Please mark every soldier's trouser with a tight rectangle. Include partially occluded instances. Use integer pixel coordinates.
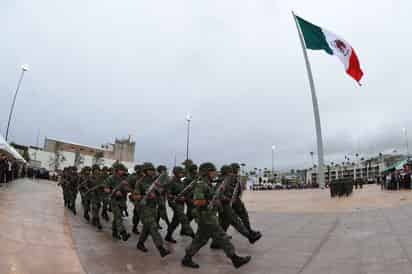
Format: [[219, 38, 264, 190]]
[[218, 203, 250, 238], [111, 200, 126, 233], [102, 199, 109, 213], [91, 199, 101, 220], [186, 201, 195, 222], [69, 191, 78, 209], [133, 204, 140, 226], [232, 199, 252, 232], [138, 206, 164, 249], [168, 202, 193, 235], [82, 195, 91, 213], [186, 222, 235, 258], [157, 199, 169, 225]]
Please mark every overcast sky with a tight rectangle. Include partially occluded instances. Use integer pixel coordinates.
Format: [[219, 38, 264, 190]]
[[1, 0, 410, 170]]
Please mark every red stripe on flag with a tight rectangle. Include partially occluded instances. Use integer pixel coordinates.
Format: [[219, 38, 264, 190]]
[[346, 48, 363, 83]]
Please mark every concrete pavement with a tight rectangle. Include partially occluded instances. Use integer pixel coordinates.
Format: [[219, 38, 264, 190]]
[[3, 179, 412, 273]]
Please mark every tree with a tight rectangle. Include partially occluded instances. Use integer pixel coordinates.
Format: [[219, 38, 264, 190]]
[[74, 151, 84, 168], [49, 143, 66, 171]]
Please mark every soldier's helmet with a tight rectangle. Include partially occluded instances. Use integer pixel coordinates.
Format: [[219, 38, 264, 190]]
[[220, 165, 233, 176], [188, 164, 198, 173], [199, 162, 216, 176], [173, 166, 184, 175], [92, 164, 100, 171], [182, 159, 194, 167], [157, 165, 167, 173], [142, 162, 155, 172], [134, 164, 142, 172], [230, 163, 241, 170], [113, 163, 127, 172]]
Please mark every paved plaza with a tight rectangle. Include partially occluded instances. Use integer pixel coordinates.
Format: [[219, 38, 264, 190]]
[[2, 179, 412, 273]]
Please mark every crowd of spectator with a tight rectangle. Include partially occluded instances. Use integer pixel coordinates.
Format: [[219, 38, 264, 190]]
[[0, 155, 27, 185], [381, 165, 411, 190]]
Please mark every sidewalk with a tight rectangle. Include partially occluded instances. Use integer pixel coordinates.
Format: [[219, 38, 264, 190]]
[[0, 179, 85, 274]]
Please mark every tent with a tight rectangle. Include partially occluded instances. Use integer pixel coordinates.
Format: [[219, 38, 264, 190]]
[[0, 134, 26, 162]]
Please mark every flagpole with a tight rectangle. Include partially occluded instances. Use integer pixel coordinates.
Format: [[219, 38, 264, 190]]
[[292, 11, 325, 188]]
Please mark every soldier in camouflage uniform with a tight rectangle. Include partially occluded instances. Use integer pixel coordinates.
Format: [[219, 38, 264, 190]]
[[210, 165, 261, 249], [230, 163, 261, 237], [100, 166, 111, 222], [90, 165, 105, 230], [59, 168, 70, 208], [67, 167, 79, 215], [181, 162, 251, 269], [135, 162, 170, 257], [104, 163, 131, 241], [78, 167, 92, 222], [164, 166, 195, 243], [182, 162, 198, 224], [127, 164, 143, 234], [156, 165, 170, 230]]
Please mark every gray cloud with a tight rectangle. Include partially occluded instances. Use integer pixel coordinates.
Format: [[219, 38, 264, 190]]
[[1, 0, 411, 170]]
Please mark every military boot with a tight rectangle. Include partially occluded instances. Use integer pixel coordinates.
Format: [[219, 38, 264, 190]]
[[181, 255, 200, 268], [96, 219, 103, 230], [132, 225, 139, 235], [230, 254, 251, 268], [91, 217, 97, 226], [120, 231, 130, 241], [136, 242, 148, 252], [158, 246, 171, 258], [165, 232, 177, 244], [112, 228, 120, 240], [101, 211, 109, 222], [83, 211, 90, 222], [210, 241, 222, 249], [248, 231, 262, 244]]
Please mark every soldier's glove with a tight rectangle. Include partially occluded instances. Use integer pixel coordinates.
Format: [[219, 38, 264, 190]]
[[193, 199, 207, 207], [115, 190, 122, 197]]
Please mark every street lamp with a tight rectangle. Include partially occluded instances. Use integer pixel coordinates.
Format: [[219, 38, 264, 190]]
[[402, 127, 409, 159], [310, 151, 315, 167], [5, 64, 29, 141], [271, 145, 276, 177], [185, 113, 192, 161]]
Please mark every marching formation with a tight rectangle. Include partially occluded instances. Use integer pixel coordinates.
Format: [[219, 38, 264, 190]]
[[59, 160, 262, 269]]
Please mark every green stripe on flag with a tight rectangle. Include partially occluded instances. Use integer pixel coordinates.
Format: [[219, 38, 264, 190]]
[[296, 16, 333, 55]]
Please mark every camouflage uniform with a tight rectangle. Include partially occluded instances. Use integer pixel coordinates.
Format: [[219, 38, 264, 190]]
[[182, 163, 251, 269], [67, 168, 79, 215], [156, 165, 170, 230], [182, 164, 198, 223], [230, 163, 260, 236], [165, 166, 195, 243], [210, 165, 261, 249], [127, 165, 143, 234], [78, 167, 92, 222], [104, 163, 130, 241], [135, 162, 170, 257], [90, 166, 105, 230]]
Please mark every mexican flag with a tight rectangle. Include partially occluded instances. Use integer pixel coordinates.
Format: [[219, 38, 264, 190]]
[[295, 15, 363, 83]]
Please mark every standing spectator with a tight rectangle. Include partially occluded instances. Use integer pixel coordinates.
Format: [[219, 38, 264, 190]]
[[0, 156, 6, 185]]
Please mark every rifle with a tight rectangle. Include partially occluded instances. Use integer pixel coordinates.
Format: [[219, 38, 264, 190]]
[[230, 176, 241, 206], [208, 176, 231, 210], [172, 176, 199, 202], [140, 172, 168, 207]]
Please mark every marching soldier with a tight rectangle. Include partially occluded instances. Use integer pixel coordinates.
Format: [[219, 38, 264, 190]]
[[182, 162, 198, 224], [135, 162, 170, 257], [164, 166, 195, 243], [78, 167, 92, 222], [104, 163, 131, 241], [67, 167, 79, 215], [156, 165, 170, 230], [210, 165, 261, 249], [90, 165, 105, 230], [181, 162, 251, 269], [230, 163, 261, 238], [100, 166, 110, 222], [128, 164, 143, 234]]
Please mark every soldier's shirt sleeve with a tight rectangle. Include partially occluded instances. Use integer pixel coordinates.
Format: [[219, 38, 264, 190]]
[[193, 181, 205, 200]]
